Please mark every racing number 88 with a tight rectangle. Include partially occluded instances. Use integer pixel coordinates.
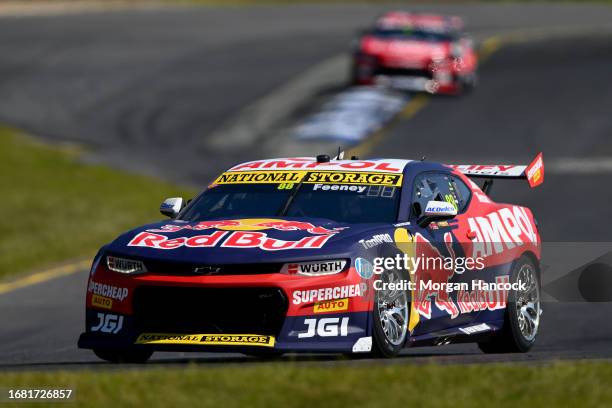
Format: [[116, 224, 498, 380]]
[[277, 183, 295, 190]]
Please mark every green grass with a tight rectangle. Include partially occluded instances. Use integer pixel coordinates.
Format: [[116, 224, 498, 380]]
[[179, 0, 612, 5], [0, 127, 195, 279], [177, 0, 612, 4], [0, 361, 611, 407]]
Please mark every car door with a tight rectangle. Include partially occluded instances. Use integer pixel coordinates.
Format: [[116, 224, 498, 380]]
[[405, 171, 478, 336]]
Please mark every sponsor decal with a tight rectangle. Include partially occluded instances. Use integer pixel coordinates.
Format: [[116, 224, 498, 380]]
[[354, 257, 374, 279], [458, 323, 491, 335], [359, 234, 393, 249], [213, 170, 403, 187], [128, 230, 338, 251], [284, 260, 346, 276], [134, 333, 275, 347], [90, 294, 113, 310], [450, 164, 525, 177], [229, 158, 405, 173], [298, 317, 349, 338], [91, 313, 123, 334], [526, 152, 544, 188], [305, 172, 402, 187], [399, 232, 506, 321], [424, 201, 456, 215], [292, 284, 365, 305], [313, 298, 349, 314], [106, 256, 146, 274], [214, 171, 304, 185], [88, 281, 128, 301], [467, 206, 538, 258]]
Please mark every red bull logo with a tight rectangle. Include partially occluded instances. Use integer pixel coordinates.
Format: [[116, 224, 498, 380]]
[[128, 219, 346, 251], [409, 232, 508, 321], [127, 231, 335, 251]]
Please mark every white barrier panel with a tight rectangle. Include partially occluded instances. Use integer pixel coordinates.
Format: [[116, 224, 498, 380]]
[[294, 86, 409, 143]]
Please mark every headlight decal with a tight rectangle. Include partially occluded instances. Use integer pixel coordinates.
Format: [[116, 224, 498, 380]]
[[106, 256, 147, 274]]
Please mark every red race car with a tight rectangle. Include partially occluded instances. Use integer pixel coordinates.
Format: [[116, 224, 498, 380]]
[[352, 12, 478, 94]]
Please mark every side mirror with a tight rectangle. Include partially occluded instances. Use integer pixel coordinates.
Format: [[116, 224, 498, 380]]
[[160, 197, 184, 218], [417, 200, 457, 227]]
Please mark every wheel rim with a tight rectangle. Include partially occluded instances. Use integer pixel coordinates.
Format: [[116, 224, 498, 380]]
[[515, 264, 541, 342], [377, 270, 408, 346]]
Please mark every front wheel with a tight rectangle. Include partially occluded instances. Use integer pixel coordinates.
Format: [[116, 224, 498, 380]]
[[371, 266, 410, 357], [478, 255, 541, 353], [93, 348, 153, 363]]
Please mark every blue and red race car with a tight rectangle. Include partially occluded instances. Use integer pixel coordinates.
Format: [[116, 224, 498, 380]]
[[79, 154, 544, 362]]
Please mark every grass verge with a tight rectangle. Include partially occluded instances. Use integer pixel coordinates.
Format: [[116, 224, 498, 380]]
[[182, 0, 612, 5], [0, 361, 611, 407], [0, 126, 195, 279]]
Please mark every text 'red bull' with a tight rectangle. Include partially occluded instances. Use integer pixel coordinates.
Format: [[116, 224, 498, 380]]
[[127, 231, 335, 251]]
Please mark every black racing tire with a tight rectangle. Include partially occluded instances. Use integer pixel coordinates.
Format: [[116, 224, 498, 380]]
[[370, 264, 411, 358], [478, 255, 541, 354], [93, 348, 153, 364]]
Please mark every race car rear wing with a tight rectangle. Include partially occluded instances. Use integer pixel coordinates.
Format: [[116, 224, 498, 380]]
[[449, 153, 543, 193]]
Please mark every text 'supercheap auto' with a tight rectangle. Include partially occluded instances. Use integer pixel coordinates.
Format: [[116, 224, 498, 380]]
[[79, 154, 545, 362]]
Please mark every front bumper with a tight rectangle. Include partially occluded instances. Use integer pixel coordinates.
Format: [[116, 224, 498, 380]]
[[78, 264, 374, 354], [354, 61, 472, 95]]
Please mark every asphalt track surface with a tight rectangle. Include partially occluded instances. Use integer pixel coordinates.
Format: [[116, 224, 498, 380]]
[[1, 3, 612, 369]]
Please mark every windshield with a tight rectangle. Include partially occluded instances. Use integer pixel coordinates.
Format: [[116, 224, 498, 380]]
[[371, 28, 456, 42], [180, 182, 401, 224]]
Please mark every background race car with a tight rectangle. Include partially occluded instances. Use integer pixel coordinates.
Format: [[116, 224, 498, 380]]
[[352, 12, 478, 94]]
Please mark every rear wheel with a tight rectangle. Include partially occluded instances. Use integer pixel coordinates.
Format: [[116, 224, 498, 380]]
[[371, 266, 410, 357], [93, 348, 153, 363], [478, 256, 541, 353]]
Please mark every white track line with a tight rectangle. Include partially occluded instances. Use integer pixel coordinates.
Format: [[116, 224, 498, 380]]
[[548, 158, 612, 175]]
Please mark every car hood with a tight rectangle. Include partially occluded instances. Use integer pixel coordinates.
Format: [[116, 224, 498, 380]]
[[105, 217, 395, 265]]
